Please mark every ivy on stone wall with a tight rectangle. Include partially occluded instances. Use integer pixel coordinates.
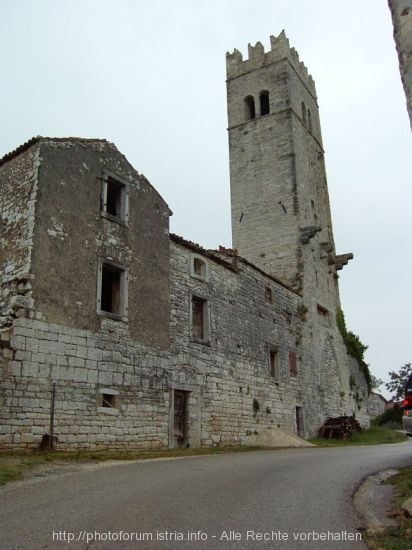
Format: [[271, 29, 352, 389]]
[[336, 308, 372, 393]]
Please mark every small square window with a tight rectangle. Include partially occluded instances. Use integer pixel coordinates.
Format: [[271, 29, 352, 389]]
[[191, 295, 210, 343], [101, 173, 129, 225], [317, 304, 328, 317], [102, 393, 116, 408], [97, 259, 128, 320], [190, 255, 208, 281], [317, 304, 330, 326], [97, 388, 120, 415]]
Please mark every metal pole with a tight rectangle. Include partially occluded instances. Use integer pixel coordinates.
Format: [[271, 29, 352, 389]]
[[49, 382, 56, 451]]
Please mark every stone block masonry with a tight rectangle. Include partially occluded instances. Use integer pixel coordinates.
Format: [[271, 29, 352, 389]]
[[1, 318, 170, 449]]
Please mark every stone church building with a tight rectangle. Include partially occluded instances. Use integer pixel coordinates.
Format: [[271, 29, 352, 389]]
[[0, 33, 369, 450]]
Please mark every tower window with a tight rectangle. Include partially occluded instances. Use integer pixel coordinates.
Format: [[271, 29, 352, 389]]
[[259, 90, 270, 116], [308, 109, 313, 133], [265, 286, 273, 303], [301, 101, 307, 127], [244, 95, 256, 120]]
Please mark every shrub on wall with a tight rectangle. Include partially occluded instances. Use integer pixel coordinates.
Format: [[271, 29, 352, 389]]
[[336, 308, 372, 393]]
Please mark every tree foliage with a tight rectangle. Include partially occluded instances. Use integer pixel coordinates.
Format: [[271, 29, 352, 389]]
[[370, 375, 384, 391], [336, 308, 372, 393], [385, 363, 412, 400]]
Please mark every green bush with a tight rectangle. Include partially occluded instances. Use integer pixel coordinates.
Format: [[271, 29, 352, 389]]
[[336, 308, 372, 392], [373, 406, 403, 427]]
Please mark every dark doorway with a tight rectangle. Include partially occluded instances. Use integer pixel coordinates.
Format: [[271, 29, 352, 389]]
[[174, 390, 188, 447], [296, 406, 304, 437]]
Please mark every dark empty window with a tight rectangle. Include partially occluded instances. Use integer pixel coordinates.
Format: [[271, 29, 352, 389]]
[[317, 304, 328, 317], [244, 95, 256, 120], [106, 177, 123, 217], [101, 173, 128, 224], [259, 90, 270, 116], [101, 263, 122, 315], [102, 393, 116, 408], [265, 286, 273, 303], [308, 109, 313, 133]]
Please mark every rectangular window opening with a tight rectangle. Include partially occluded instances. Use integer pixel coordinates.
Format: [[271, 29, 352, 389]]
[[101, 173, 128, 225], [265, 286, 273, 303], [102, 393, 116, 408], [106, 177, 123, 218], [101, 263, 121, 315], [192, 297, 205, 340], [289, 351, 298, 377], [191, 295, 210, 343], [269, 349, 280, 382]]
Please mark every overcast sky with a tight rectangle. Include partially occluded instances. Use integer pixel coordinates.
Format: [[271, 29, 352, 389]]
[[1, 0, 410, 397]]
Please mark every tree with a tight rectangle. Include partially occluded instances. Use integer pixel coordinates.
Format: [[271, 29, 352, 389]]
[[370, 375, 384, 391], [385, 363, 412, 400]]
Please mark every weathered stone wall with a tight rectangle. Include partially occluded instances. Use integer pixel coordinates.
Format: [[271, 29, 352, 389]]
[[389, 0, 412, 129], [1, 138, 173, 449], [1, 317, 170, 449], [227, 58, 299, 288], [0, 142, 40, 328], [170, 238, 305, 444], [31, 139, 170, 349], [368, 392, 387, 420]]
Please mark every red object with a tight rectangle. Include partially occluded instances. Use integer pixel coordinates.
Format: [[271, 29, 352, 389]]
[[404, 393, 412, 408]]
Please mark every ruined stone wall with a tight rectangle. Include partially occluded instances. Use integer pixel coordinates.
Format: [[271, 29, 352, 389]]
[[389, 0, 412, 129], [31, 139, 170, 349], [170, 238, 305, 443], [0, 143, 40, 328], [1, 138, 172, 449]]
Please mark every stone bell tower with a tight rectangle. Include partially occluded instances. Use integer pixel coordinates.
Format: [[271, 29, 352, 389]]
[[226, 31, 352, 316], [226, 33, 362, 427]]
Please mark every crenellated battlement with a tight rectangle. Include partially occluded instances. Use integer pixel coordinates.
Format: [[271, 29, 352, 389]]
[[226, 31, 316, 96]]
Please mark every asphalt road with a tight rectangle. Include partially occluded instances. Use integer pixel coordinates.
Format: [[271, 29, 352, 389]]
[[1, 442, 412, 550]]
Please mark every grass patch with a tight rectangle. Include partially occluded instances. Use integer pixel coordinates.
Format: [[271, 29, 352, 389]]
[[365, 467, 412, 550], [310, 426, 407, 447], [0, 463, 28, 485], [0, 445, 264, 486]]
